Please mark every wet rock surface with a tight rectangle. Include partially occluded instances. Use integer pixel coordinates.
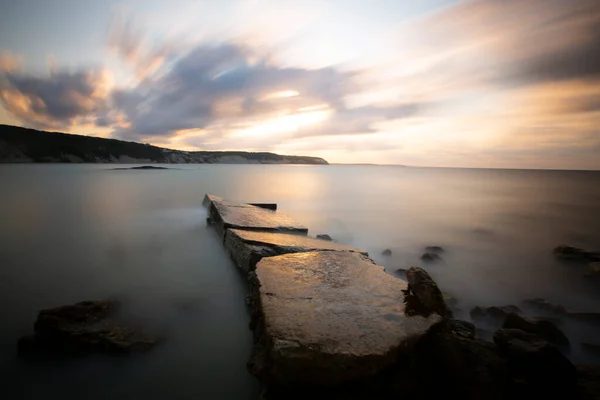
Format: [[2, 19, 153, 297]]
[[502, 313, 570, 349], [250, 251, 442, 386], [203, 193, 308, 238], [406, 267, 447, 317], [17, 300, 156, 357], [225, 229, 367, 272]]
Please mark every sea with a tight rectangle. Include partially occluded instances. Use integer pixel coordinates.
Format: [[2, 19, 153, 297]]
[[1, 164, 599, 399]]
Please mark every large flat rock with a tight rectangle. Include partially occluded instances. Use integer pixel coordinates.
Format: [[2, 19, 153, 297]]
[[203, 193, 308, 238], [225, 229, 368, 272], [251, 251, 442, 385]]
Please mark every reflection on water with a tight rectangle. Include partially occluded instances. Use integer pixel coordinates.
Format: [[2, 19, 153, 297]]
[[0, 164, 599, 398]]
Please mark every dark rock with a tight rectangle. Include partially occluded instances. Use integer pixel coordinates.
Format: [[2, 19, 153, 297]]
[[470, 305, 522, 321], [425, 246, 444, 253], [406, 267, 447, 317], [577, 365, 600, 400], [316, 234, 333, 241], [502, 313, 570, 349], [581, 343, 600, 358], [449, 319, 476, 339], [382, 249, 392, 256], [394, 332, 509, 400], [553, 245, 600, 262], [420, 253, 442, 263], [493, 328, 577, 393], [521, 298, 566, 314], [18, 299, 156, 357]]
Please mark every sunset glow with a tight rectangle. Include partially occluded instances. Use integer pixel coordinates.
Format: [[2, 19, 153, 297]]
[[0, 0, 599, 169]]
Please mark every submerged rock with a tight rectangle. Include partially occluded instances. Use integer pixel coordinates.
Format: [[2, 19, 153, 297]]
[[553, 245, 600, 262], [421, 252, 442, 263], [522, 298, 567, 315], [316, 234, 333, 241], [249, 251, 442, 386], [224, 229, 367, 272], [493, 328, 577, 393], [425, 246, 444, 253], [382, 249, 392, 256], [406, 267, 447, 317], [502, 313, 570, 349], [17, 299, 156, 357], [470, 305, 522, 321]]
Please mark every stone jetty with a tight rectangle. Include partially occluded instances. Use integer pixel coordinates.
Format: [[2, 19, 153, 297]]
[[204, 194, 600, 399], [203, 194, 442, 385]]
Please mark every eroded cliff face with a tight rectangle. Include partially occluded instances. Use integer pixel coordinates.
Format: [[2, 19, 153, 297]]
[[0, 125, 329, 165]]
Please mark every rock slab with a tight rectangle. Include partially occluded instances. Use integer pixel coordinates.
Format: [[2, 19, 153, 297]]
[[251, 251, 442, 385], [203, 193, 308, 238], [18, 300, 156, 357], [225, 229, 367, 272]]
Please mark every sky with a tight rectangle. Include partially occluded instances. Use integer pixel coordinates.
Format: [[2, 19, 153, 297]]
[[0, 0, 599, 169]]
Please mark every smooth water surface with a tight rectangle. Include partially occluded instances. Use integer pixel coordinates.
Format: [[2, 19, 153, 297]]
[[1, 164, 599, 398]]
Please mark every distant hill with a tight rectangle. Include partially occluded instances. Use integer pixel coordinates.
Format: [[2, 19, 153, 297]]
[[0, 125, 328, 165]]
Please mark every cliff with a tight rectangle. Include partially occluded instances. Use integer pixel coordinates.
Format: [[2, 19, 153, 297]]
[[0, 125, 328, 165]]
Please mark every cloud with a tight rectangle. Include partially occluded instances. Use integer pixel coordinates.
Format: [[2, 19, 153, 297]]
[[0, 68, 112, 129], [110, 43, 367, 140], [107, 13, 176, 81]]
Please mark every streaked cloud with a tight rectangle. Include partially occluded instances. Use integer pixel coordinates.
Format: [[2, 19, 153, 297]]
[[1, 0, 600, 168]]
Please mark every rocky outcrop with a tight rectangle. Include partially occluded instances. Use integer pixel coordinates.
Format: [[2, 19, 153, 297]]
[[470, 305, 522, 322], [17, 300, 156, 357], [553, 245, 600, 262], [224, 228, 367, 272], [502, 313, 570, 349], [406, 267, 447, 317], [0, 124, 329, 164], [493, 329, 577, 394], [249, 251, 442, 386]]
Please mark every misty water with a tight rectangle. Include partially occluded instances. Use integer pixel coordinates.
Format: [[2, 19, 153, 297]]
[[1, 164, 600, 398]]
